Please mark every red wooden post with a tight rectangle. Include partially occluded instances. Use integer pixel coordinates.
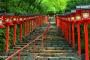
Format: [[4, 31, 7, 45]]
[[68, 23, 69, 42], [45, 16, 49, 24], [30, 20, 31, 32], [84, 23, 89, 60], [77, 23, 81, 56], [64, 22, 66, 38], [28, 21, 30, 34], [26, 21, 28, 36], [61, 21, 63, 32], [69, 23, 71, 45], [24, 22, 26, 36], [20, 24, 22, 42], [72, 23, 75, 49], [26, 21, 27, 36], [32, 20, 33, 31], [65, 23, 67, 40], [39, 16, 41, 26], [25, 18, 27, 36], [66, 23, 69, 41], [62, 22, 64, 32], [56, 16, 60, 27], [27, 21, 29, 35], [29, 20, 31, 32], [33, 21, 35, 30], [31, 20, 32, 32], [39, 16, 40, 26], [5, 16, 13, 52], [6, 26, 9, 52], [13, 24, 16, 45]]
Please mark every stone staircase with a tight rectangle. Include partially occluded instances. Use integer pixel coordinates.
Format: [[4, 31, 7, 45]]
[[29, 26, 80, 60], [10, 24, 80, 60]]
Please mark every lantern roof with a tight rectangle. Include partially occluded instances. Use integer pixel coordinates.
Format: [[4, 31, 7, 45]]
[[71, 10, 76, 13], [76, 5, 90, 9]]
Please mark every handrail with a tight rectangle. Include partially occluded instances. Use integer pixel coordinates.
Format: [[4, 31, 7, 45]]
[[5, 21, 51, 60]]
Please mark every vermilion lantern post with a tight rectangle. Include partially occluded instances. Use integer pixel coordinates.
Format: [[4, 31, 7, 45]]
[[33, 16, 36, 30], [75, 8, 82, 57], [64, 14, 69, 42], [18, 16, 23, 42], [70, 10, 76, 49], [27, 17, 30, 35], [31, 16, 34, 32], [63, 15, 68, 41], [26, 17, 28, 36], [12, 16, 18, 46], [27, 17, 30, 36], [4, 15, 13, 52], [66, 14, 72, 45], [31, 17, 34, 31], [56, 16, 60, 27], [23, 17, 27, 37]]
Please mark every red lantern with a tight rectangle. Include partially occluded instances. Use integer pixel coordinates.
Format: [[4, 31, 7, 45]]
[[0, 16, 5, 28], [76, 9, 82, 20], [4, 16, 13, 26], [12, 16, 18, 24], [70, 10, 76, 21], [18, 17, 23, 24], [76, 5, 90, 20]]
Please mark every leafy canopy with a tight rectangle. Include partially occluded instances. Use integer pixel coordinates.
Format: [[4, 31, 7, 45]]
[[5, 0, 68, 14]]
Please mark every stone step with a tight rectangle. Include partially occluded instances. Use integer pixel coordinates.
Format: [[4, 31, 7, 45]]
[[34, 53, 74, 57], [30, 50, 73, 53], [35, 57, 77, 60]]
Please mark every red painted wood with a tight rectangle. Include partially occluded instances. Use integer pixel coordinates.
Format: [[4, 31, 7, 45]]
[[5, 26, 9, 52], [45, 16, 49, 23], [77, 24, 81, 56], [66, 23, 69, 41], [72, 23, 75, 49], [24, 22, 26, 37], [20, 24, 22, 42], [28, 22, 30, 35], [26, 21, 28, 36], [69, 23, 71, 45], [65, 23, 67, 40], [84, 23, 89, 60], [31, 20, 32, 31], [0, 25, 4, 28], [32, 20, 33, 31], [13, 24, 16, 46], [56, 16, 60, 27]]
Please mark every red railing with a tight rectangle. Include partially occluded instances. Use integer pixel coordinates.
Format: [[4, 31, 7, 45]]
[[56, 16, 90, 60], [5, 15, 50, 60]]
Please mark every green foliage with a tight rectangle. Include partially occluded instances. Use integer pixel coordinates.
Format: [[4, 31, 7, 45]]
[[0, 29, 5, 51], [66, 0, 90, 12], [2, 0, 68, 14], [41, 0, 68, 13]]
